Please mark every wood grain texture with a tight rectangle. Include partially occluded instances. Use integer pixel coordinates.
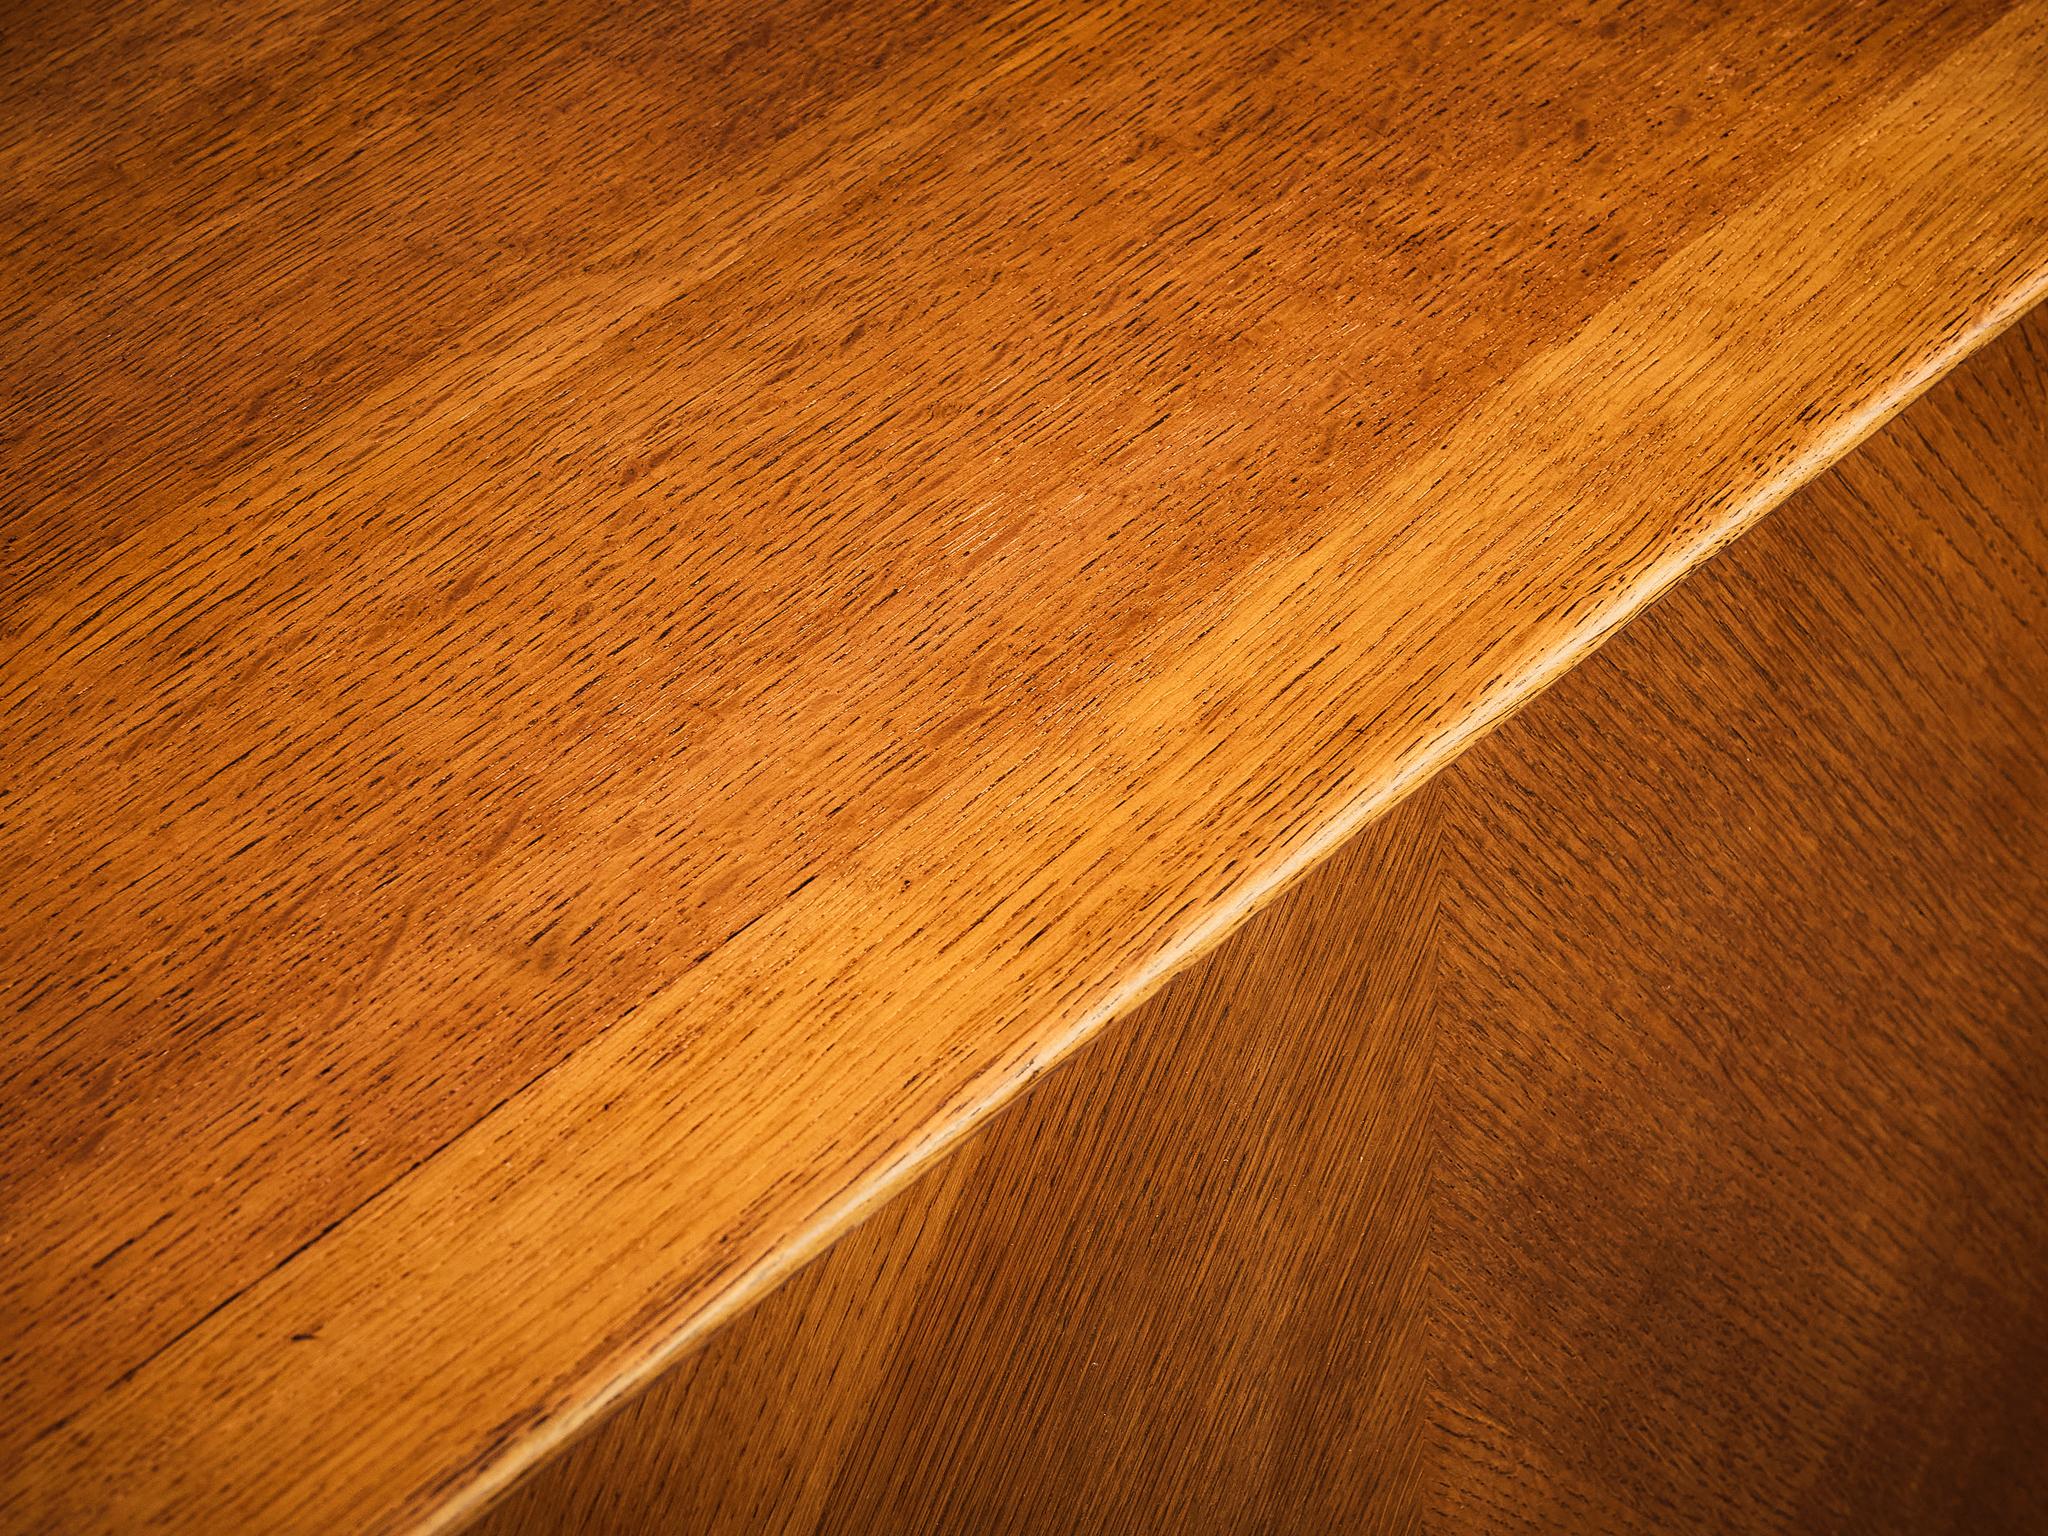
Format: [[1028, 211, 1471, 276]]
[[479, 778, 1438, 1536], [471, 304, 2048, 1535], [1431, 299, 2048, 1536], [4, 1, 2047, 1528]]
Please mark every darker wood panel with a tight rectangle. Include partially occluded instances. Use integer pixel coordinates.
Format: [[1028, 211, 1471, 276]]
[[1433, 306, 2048, 1533], [474, 780, 1439, 1536]]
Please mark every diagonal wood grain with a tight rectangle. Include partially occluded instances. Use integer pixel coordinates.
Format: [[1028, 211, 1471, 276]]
[[1431, 300, 2048, 1536], [467, 302, 2048, 1535], [5, 3, 2048, 1528], [483, 783, 1436, 1535]]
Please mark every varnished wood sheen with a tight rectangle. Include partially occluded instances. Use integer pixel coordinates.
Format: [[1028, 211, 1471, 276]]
[[4, 1, 2046, 1529], [476, 305, 2048, 1534], [483, 788, 1438, 1536], [1429, 296, 2048, 1536]]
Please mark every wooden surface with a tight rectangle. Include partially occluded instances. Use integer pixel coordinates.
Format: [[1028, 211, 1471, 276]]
[[481, 779, 1438, 1536], [4, 1, 2048, 1529], [475, 306, 2048, 1534], [1430, 295, 2048, 1536]]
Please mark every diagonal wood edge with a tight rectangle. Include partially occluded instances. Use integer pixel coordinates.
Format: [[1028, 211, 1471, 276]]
[[7, 7, 2048, 1532], [467, 299, 2048, 1535]]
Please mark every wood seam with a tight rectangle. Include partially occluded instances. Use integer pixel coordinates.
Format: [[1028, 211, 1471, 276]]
[[414, 13, 2048, 1527]]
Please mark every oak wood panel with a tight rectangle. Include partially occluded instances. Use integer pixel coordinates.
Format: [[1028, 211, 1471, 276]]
[[480, 775, 1437, 1536], [5, 3, 2048, 1529], [469, 304, 2048, 1533], [1431, 300, 2048, 1536]]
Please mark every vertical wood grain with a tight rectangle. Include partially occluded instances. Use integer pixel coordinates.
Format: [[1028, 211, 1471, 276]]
[[467, 305, 2048, 1535]]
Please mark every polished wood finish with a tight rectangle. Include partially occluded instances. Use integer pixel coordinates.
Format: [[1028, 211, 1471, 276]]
[[6, 2, 2048, 1529], [474, 306, 2048, 1533], [1433, 304, 2048, 1534], [482, 789, 1437, 1536]]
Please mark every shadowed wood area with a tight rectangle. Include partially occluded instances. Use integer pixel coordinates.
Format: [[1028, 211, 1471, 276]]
[[1431, 302, 2048, 1534], [4, 0, 2048, 1529], [473, 307, 2048, 1534]]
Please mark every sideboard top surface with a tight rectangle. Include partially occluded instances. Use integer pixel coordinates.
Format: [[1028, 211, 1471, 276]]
[[3, 1, 2046, 1528]]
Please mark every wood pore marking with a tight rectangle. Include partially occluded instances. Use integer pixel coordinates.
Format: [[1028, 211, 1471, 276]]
[[1429, 301, 2048, 1535], [473, 301, 2048, 1536], [477, 778, 1439, 1536], [3, 2, 2047, 1530]]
